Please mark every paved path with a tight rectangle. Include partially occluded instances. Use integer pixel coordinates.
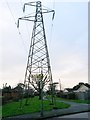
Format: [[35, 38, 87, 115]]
[[3, 100, 90, 120], [57, 99, 88, 106], [46, 112, 89, 119], [58, 99, 81, 105], [57, 99, 89, 111], [59, 112, 89, 118]]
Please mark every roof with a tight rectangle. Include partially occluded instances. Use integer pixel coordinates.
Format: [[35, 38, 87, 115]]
[[12, 85, 23, 92], [65, 82, 90, 92], [64, 88, 73, 92], [84, 83, 90, 88], [72, 83, 90, 91]]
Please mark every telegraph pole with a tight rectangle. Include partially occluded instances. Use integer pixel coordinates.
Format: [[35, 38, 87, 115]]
[[59, 79, 61, 91]]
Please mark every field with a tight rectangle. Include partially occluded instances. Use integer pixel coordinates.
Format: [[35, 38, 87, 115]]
[[2, 96, 70, 118]]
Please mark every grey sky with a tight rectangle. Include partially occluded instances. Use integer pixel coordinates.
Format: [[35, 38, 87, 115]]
[[0, 0, 88, 89]]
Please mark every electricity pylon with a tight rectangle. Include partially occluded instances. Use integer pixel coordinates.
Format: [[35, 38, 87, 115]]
[[18, 1, 55, 104]]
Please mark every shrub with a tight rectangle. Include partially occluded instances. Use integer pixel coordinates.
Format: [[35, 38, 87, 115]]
[[68, 92, 76, 99]]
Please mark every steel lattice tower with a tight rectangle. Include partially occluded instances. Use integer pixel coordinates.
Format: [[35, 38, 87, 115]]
[[18, 1, 55, 101]]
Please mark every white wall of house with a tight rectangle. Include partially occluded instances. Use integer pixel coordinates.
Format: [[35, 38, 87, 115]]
[[74, 85, 89, 92]]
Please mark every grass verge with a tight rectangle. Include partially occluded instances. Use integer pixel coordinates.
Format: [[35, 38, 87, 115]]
[[57, 97, 90, 104], [0, 106, 2, 118], [2, 96, 70, 118]]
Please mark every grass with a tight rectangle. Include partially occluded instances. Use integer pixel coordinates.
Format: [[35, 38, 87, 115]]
[[0, 106, 2, 118], [56, 97, 90, 104], [2, 96, 70, 118]]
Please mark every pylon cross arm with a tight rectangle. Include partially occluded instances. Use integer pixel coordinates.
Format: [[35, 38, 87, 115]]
[[17, 17, 35, 28]]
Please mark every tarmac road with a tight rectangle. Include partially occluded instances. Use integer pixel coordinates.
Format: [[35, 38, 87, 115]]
[[46, 112, 90, 119]]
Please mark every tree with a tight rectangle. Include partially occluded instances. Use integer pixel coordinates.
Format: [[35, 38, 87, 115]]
[[2, 85, 12, 104], [48, 82, 58, 94], [29, 74, 47, 100]]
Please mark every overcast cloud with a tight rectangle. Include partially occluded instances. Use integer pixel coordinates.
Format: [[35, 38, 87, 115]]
[[0, 0, 88, 89]]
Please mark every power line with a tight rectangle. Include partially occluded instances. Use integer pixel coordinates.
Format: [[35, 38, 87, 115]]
[[5, 0, 28, 54], [17, 28, 28, 54], [19, 0, 31, 41], [5, 0, 16, 25], [49, 0, 55, 50], [52, 0, 55, 10]]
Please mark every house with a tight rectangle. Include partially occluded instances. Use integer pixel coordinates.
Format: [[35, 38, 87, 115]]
[[73, 83, 90, 92], [72, 83, 90, 100], [64, 82, 90, 93], [2, 85, 23, 104], [11, 85, 23, 99], [64, 88, 73, 93], [63, 82, 90, 100]]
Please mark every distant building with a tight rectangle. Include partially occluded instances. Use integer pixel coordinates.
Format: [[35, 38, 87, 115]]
[[2, 85, 23, 103], [63, 82, 90, 100], [2, 84, 35, 104], [64, 88, 73, 93], [73, 83, 90, 92]]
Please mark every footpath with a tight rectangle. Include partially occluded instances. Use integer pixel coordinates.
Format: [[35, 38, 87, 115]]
[[2, 100, 90, 120]]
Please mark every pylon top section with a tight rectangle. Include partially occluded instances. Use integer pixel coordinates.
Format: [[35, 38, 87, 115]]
[[36, 1, 42, 22], [17, 1, 55, 27]]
